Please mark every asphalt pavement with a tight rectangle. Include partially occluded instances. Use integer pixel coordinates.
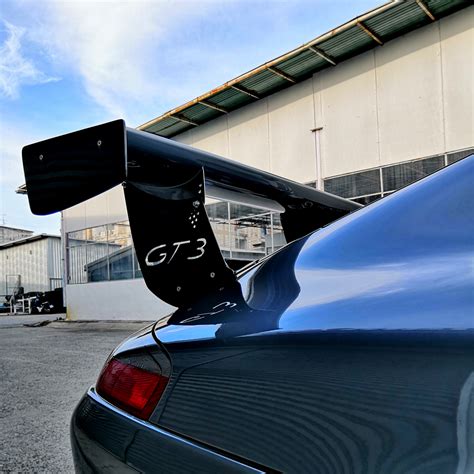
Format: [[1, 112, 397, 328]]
[[0, 315, 150, 473]]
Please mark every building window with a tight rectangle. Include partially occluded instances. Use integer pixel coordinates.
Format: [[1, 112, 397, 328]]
[[447, 148, 474, 164], [66, 205, 286, 283], [382, 155, 444, 193], [206, 201, 285, 266], [323, 147, 473, 203], [107, 222, 134, 281], [324, 169, 381, 199], [67, 222, 135, 284]]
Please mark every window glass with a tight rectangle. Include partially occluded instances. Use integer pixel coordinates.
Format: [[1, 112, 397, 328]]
[[229, 204, 268, 261], [108, 248, 133, 281], [67, 222, 134, 284], [447, 148, 473, 164], [324, 169, 380, 198], [206, 201, 228, 220], [207, 201, 230, 256], [87, 251, 109, 282], [229, 203, 265, 220], [382, 156, 444, 192], [133, 248, 142, 279], [351, 194, 382, 205], [67, 230, 88, 245], [107, 222, 133, 281], [87, 226, 107, 243], [67, 225, 109, 284], [207, 201, 284, 263], [269, 214, 286, 253], [66, 210, 285, 283], [68, 245, 90, 283]]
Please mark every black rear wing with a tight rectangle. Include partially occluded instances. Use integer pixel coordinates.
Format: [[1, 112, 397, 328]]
[[22, 120, 360, 306]]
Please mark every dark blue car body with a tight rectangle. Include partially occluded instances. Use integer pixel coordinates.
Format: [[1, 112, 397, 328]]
[[71, 156, 474, 473]]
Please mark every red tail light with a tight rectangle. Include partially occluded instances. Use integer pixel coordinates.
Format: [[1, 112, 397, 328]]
[[96, 354, 169, 420]]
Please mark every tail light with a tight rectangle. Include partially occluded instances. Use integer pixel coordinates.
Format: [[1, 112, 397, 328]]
[[96, 350, 170, 420]]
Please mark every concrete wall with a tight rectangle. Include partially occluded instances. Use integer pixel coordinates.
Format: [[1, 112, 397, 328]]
[[66, 279, 173, 321], [62, 8, 473, 320]]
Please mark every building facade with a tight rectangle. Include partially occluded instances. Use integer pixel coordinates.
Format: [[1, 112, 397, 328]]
[[0, 225, 33, 245], [62, 3, 473, 321], [0, 234, 62, 299]]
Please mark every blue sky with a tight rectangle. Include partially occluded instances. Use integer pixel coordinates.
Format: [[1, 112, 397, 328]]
[[0, 0, 382, 235]]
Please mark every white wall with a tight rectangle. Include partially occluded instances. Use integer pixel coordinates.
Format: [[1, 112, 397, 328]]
[[375, 23, 444, 165], [268, 79, 316, 182], [315, 50, 380, 176], [62, 8, 473, 320], [63, 185, 127, 233], [66, 279, 174, 321], [440, 9, 474, 152]]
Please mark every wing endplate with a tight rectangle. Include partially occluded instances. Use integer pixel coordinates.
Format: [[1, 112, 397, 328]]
[[22, 120, 126, 215], [124, 169, 235, 307]]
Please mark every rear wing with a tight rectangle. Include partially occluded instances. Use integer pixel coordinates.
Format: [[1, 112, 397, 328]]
[[22, 119, 360, 306]]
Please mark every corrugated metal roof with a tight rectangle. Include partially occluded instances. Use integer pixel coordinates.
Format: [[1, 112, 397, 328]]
[[0, 225, 32, 233], [0, 234, 60, 249], [139, 0, 470, 138], [317, 24, 374, 60], [277, 49, 328, 79]]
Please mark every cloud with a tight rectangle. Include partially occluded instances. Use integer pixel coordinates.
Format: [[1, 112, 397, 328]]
[[9, 0, 339, 126], [28, 1, 218, 124], [0, 20, 59, 99], [1, 0, 383, 126]]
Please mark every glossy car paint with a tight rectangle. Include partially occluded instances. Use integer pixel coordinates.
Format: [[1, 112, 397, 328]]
[[72, 156, 474, 473], [71, 325, 267, 473]]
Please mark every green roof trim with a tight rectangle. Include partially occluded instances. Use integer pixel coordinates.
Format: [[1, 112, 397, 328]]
[[139, 0, 470, 138]]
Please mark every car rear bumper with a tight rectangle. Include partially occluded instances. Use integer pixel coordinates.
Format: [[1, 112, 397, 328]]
[[71, 389, 264, 474]]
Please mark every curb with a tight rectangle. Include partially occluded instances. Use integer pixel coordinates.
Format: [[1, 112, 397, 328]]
[[46, 320, 154, 330]]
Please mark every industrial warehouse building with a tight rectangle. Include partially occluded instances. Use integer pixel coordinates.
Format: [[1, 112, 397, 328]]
[[60, 1, 473, 320], [0, 234, 62, 300], [0, 225, 33, 245]]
